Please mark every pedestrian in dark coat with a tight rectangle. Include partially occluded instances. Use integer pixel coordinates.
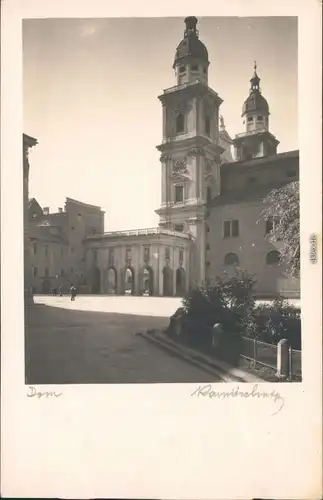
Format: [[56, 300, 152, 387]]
[[70, 285, 77, 301]]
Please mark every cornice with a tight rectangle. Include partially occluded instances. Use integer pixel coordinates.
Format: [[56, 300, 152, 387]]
[[233, 130, 280, 146], [156, 135, 224, 155], [158, 80, 223, 107]]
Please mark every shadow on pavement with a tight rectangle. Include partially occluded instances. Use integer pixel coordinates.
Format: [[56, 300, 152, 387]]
[[25, 305, 218, 385]]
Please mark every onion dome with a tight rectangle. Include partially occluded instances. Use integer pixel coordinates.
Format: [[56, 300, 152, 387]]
[[173, 17, 209, 68], [242, 62, 269, 116]]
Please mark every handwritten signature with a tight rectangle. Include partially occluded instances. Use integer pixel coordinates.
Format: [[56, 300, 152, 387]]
[[27, 386, 63, 399], [191, 383, 285, 415]]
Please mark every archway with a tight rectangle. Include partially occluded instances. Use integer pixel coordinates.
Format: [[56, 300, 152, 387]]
[[224, 253, 240, 266], [266, 250, 281, 266], [124, 267, 135, 295], [162, 266, 173, 296], [107, 267, 117, 294], [141, 266, 154, 296], [41, 278, 51, 294], [176, 267, 186, 297], [92, 267, 101, 294]]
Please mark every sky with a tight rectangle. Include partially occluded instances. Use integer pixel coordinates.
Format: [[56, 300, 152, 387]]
[[23, 16, 298, 231]]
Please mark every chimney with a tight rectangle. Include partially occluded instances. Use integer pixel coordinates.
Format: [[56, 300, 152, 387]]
[[43, 207, 50, 216], [58, 207, 63, 213]]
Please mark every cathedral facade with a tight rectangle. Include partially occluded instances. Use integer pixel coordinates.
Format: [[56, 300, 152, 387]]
[[26, 17, 300, 299]]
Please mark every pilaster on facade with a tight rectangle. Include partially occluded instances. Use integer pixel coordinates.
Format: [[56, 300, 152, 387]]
[[23, 134, 38, 305]]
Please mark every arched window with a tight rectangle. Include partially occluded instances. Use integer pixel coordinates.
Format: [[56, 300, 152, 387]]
[[176, 113, 185, 134], [205, 116, 211, 136], [224, 253, 240, 266], [266, 250, 281, 266]]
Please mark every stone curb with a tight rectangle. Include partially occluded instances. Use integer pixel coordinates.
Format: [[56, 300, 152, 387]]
[[138, 329, 265, 383]]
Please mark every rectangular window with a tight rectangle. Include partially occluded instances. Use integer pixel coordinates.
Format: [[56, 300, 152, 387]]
[[232, 220, 239, 237], [61, 269, 65, 276], [206, 186, 212, 202], [257, 116, 263, 121], [223, 221, 231, 238], [248, 116, 253, 122], [265, 218, 274, 235], [92, 249, 98, 262], [33, 243, 37, 255], [174, 224, 184, 232], [109, 249, 114, 266], [33, 266, 38, 277], [45, 267, 49, 277], [179, 250, 184, 263], [44, 245, 48, 257], [126, 248, 132, 262], [165, 247, 170, 260], [223, 220, 239, 238], [144, 246, 150, 262], [265, 217, 282, 241], [175, 185, 184, 203]]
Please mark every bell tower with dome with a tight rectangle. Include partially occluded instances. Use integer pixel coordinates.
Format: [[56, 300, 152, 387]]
[[155, 16, 224, 288], [233, 63, 280, 161]]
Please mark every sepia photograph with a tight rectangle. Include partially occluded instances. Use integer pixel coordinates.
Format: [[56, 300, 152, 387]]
[[2, 0, 322, 497], [23, 16, 301, 385]]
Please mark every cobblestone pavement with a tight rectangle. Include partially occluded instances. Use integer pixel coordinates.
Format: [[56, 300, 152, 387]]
[[26, 296, 222, 384]]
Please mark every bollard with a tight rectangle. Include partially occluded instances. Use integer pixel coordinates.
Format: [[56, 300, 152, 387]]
[[288, 345, 293, 381], [276, 338, 290, 380], [212, 323, 223, 348]]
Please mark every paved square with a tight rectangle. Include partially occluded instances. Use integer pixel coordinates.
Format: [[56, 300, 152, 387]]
[[26, 296, 221, 384]]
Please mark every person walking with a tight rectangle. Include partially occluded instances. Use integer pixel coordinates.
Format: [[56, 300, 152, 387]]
[[70, 284, 77, 301], [59, 284, 64, 297]]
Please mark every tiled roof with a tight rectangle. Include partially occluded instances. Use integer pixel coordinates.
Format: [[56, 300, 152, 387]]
[[208, 180, 294, 207], [222, 150, 299, 172]]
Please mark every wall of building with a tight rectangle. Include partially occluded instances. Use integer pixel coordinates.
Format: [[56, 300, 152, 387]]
[[29, 237, 69, 293], [206, 200, 300, 298], [29, 198, 105, 292], [64, 199, 104, 286]]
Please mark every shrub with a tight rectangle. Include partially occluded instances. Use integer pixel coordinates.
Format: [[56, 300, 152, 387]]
[[179, 273, 301, 357], [181, 269, 257, 347], [252, 296, 301, 348], [182, 283, 227, 328], [240, 306, 260, 338], [217, 270, 257, 311]]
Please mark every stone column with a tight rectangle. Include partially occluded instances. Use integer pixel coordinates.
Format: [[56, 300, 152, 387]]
[[23, 134, 37, 306]]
